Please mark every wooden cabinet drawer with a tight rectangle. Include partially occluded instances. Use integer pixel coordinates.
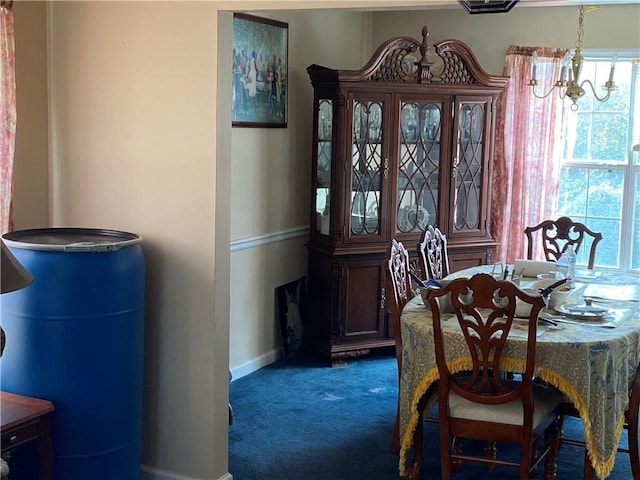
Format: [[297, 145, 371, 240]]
[[1, 420, 39, 451]]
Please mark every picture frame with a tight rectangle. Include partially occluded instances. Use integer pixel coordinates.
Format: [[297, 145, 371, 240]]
[[232, 13, 288, 128]]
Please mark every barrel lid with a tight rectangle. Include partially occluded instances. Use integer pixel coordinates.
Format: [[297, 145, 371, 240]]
[[2, 228, 142, 252]]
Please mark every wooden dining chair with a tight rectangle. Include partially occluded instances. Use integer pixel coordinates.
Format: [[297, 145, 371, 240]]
[[417, 225, 450, 280], [404, 273, 564, 480], [386, 239, 414, 454], [560, 361, 640, 480], [524, 216, 603, 269]]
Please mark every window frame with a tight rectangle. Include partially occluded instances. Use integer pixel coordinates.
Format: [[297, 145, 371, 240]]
[[557, 49, 640, 276]]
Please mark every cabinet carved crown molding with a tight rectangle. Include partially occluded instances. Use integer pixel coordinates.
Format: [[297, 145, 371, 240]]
[[308, 26, 508, 88]]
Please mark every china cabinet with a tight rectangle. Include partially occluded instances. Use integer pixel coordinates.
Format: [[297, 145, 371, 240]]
[[305, 27, 508, 365]]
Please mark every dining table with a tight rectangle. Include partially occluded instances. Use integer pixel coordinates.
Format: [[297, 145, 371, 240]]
[[397, 264, 640, 480]]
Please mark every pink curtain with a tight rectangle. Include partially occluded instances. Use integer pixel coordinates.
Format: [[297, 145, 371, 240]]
[[0, 1, 15, 234], [491, 45, 568, 264]]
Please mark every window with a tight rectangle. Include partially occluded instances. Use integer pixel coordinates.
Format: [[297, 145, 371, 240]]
[[557, 53, 640, 275]]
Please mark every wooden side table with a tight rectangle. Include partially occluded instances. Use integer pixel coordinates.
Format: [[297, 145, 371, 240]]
[[1, 391, 54, 480]]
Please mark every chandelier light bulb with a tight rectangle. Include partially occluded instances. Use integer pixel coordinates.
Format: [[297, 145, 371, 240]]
[[608, 53, 618, 83]]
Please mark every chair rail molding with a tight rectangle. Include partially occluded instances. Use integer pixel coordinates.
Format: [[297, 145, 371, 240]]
[[230, 225, 308, 252]]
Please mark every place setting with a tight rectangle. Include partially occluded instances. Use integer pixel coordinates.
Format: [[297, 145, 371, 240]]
[[538, 286, 638, 329], [489, 263, 638, 330]]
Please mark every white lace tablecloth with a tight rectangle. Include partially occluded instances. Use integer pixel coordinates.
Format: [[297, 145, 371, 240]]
[[398, 265, 640, 479]]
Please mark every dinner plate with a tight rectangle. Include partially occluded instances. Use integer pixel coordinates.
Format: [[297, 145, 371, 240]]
[[555, 303, 609, 319], [567, 303, 609, 314]]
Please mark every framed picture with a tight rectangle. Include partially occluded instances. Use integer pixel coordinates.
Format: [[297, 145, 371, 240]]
[[232, 13, 288, 128]]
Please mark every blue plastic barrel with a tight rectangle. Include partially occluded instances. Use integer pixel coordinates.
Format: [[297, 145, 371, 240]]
[[0, 228, 145, 480]]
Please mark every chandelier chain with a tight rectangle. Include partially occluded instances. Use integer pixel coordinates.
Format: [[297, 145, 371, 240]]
[[575, 6, 584, 51]]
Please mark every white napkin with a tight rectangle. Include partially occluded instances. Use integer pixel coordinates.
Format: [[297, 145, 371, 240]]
[[513, 259, 556, 278], [420, 283, 454, 314], [420, 280, 474, 314]]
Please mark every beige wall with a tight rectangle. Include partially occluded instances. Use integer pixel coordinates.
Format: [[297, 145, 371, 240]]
[[13, 1, 48, 230], [372, 5, 640, 75], [10, 1, 640, 480], [15, 1, 226, 478], [48, 2, 224, 477], [229, 9, 372, 374]]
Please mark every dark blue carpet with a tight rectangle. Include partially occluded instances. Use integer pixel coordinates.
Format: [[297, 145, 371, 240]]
[[229, 349, 632, 479]]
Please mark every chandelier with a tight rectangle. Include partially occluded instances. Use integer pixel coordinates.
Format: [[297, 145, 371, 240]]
[[529, 6, 617, 111]]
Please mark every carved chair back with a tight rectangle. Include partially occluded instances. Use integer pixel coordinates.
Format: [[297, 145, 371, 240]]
[[417, 225, 450, 280], [427, 273, 544, 405], [524, 216, 603, 269]]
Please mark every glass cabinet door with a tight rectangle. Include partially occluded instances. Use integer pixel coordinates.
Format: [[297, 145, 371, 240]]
[[452, 99, 490, 235], [349, 97, 386, 239], [315, 99, 333, 235], [396, 99, 444, 234]]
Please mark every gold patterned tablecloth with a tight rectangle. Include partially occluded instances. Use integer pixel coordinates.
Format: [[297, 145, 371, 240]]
[[398, 266, 640, 480]]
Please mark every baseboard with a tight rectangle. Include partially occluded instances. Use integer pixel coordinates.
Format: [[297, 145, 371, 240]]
[[140, 465, 233, 480], [230, 348, 281, 381]]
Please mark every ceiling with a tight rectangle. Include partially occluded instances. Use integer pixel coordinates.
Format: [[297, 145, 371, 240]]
[[363, 0, 639, 10]]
